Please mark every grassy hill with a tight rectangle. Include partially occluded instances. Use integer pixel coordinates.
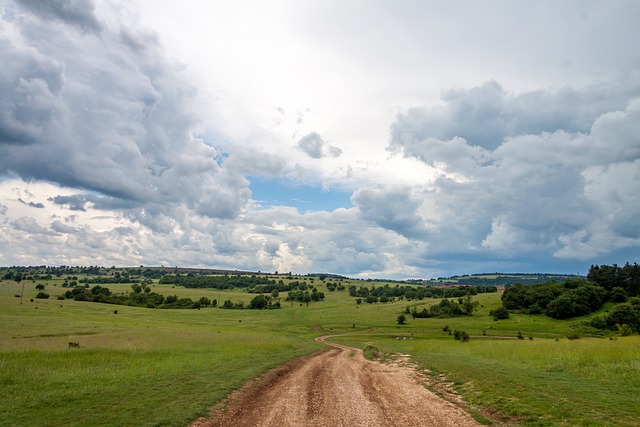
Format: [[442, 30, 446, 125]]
[[1, 270, 638, 426]]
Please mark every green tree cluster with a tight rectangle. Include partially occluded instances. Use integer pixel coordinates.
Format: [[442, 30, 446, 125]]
[[63, 285, 211, 309], [587, 262, 640, 296], [411, 296, 478, 318], [502, 279, 607, 319]]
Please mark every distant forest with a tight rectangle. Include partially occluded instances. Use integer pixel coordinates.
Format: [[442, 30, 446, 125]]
[[441, 273, 585, 287]]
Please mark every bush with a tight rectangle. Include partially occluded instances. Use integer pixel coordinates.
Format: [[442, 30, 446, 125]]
[[616, 323, 634, 336], [35, 292, 50, 299], [453, 329, 470, 342], [363, 344, 381, 360], [490, 306, 510, 320], [610, 287, 628, 303]]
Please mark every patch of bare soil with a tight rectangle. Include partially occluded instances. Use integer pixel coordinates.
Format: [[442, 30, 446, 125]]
[[191, 335, 481, 427]]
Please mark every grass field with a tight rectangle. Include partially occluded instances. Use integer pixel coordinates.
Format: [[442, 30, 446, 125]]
[[1, 277, 639, 426]]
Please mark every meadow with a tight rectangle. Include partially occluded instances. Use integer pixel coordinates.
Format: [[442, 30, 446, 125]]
[[1, 275, 639, 426]]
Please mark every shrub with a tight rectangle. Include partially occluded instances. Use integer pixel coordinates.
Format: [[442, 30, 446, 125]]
[[616, 323, 634, 336], [490, 306, 510, 320], [453, 329, 470, 342], [35, 292, 50, 299], [397, 314, 406, 325], [610, 287, 628, 303], [363, 344, 381, 360]]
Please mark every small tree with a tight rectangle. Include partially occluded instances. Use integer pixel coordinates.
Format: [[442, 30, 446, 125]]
[[397, 314, 407, 325], [453, 329, 470, 342], [616, 323, 634, 336], [490, 306, 510, 320], [461, 295, 479, 315]]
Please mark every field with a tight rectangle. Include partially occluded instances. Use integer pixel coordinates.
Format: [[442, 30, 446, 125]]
[[1, 275, 639, 426]]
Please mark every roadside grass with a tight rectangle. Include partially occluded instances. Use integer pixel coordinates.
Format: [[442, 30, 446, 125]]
[[0, 281, 320, 426], [334, 331, 640, 426], [2, 278, 640, 426]]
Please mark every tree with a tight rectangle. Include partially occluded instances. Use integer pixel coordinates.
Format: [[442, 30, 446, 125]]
[[249, 295, 268, 309], [490, 306, 510, 320], [461, 295, 479, 315], [610, 287, 628, 303], [397, 314, 406, 325]]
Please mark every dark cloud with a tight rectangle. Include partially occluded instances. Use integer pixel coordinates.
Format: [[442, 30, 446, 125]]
[[51, 195, 88, 211], [390, 80, 640, 151], [351, 186, 425, 240], [0, 1, 249, 220], [17, 197, 44, 208], [16, 0, 104, 33], [297, 132, 342, 159]]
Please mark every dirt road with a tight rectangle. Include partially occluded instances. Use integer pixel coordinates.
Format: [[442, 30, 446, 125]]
[[192, 335, 480, 427]]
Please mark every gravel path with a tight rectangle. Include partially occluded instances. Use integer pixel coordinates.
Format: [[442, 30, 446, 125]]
[[191, 335, 481, 427]]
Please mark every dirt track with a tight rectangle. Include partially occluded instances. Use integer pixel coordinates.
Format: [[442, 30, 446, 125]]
[[191, 335, 480, 427]]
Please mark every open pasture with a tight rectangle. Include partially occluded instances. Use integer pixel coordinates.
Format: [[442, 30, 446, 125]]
[[2, 276, 639, 426]]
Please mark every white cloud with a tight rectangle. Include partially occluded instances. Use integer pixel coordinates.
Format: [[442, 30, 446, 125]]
[[0, 1, 639, 278]]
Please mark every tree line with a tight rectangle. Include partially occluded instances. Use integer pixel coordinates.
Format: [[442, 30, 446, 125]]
[[158, 274, 272, 289], [348, 283, 497, 303], [500, 262, 640, 333], [62, 284, 214, 309]]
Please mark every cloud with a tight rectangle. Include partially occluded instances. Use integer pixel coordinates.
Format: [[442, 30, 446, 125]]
[[389, 80, 640, 151], [18, 197, 44, 208], [387, 82, 640, 265], [351, 186, 426, 240], [15, 0, 104, 33], [297, 132, 342, 159], [0, 1, 248, 221], [0, 2, 638, 279]]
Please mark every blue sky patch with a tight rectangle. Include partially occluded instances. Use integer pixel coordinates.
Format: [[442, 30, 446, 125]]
[[249, 177, 352, 212]]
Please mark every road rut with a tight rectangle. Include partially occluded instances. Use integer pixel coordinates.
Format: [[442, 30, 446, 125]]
[[191, 335, 480, 427]]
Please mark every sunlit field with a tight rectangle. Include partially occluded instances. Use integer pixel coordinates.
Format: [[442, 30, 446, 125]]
[[2, 276, 639, 426]]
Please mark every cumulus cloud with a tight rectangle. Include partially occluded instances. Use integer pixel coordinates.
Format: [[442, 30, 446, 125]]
[[0, 1, 248, 221], [389, 80, 640, 151], [297, 132, 342, 159], [15, 0, 104, 33], [385, 82, 640, 266], [0, 2, 638, 279], [351, 186, 426, 240]]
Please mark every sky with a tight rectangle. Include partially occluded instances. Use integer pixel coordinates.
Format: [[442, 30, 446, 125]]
[[0, 0, 639, 279]]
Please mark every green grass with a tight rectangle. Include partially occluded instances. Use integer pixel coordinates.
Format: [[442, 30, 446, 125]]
[[2, 278, 640, 426], [333, 334, 640, 426]]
